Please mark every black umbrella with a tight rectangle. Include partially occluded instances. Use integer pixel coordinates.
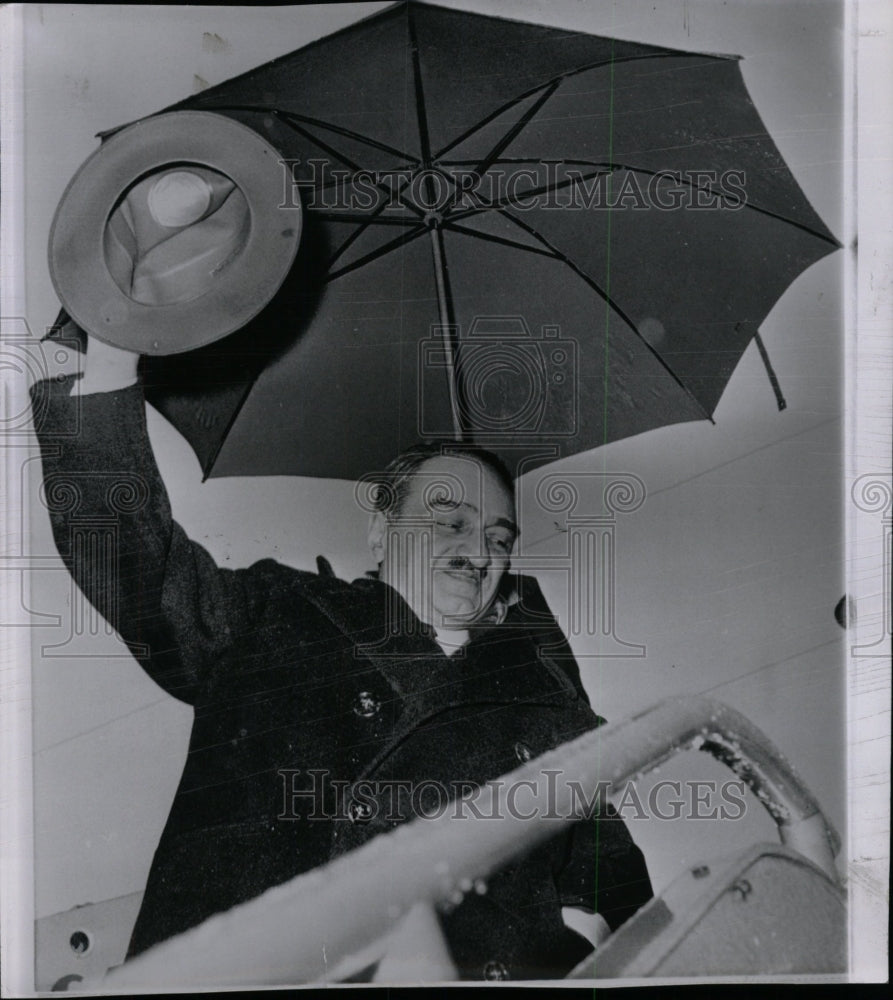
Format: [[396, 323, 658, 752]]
[[53, 1, 840, 480]]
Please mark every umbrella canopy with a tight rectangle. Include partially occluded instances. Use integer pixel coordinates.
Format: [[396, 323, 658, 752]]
[[82, 1, 840, 480]]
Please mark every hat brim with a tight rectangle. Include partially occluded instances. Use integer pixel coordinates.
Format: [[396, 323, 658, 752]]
[[49, 111, 302, 356]]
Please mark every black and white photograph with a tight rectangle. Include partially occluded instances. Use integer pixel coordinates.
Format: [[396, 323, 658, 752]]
[[0, 0, 889, 992]]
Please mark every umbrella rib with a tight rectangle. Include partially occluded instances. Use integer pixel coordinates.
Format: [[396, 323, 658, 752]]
[[272, 111, 427, 220], [326, 224, 429, 282], [314, 212, 422, 226], [471, 80, 563, 179], [499, 208, 714, 423], [197, 103, 420, 165], [441, 221, 562, 260], [407, 4, 434, 171], [433, 51, 723, 161], [321, 205, 419, 273], [445, 167, 613, 222], [199, 379, 267, 482], [275, 109, 420, 165], [269, 120, 430, 272], [443, 158, 840, 246]]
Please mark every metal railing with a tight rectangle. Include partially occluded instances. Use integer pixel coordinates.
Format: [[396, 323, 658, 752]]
[[104, 695, 840, 989]]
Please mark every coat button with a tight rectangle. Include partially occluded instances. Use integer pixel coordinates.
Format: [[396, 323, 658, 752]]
[[347, 799, 373, 824], [353, 691, 381, 718], [482, 960, 509, 981], [513, 741, 533, 763]]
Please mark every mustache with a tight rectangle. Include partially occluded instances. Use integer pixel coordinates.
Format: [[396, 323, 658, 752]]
[[445, 557, 484, 576]]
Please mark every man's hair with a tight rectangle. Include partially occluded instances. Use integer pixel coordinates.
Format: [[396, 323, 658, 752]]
[[369, 442, 515, 519]]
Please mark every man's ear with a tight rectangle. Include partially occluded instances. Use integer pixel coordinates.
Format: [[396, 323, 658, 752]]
[[367, 511, 388, 563]]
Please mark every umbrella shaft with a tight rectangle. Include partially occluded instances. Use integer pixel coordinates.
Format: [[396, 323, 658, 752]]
[[428, 225, 466, 441]]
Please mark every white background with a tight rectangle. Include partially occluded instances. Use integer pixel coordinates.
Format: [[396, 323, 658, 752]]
[[2, 0, 889, 989]]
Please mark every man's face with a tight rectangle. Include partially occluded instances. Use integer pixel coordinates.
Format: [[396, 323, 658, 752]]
[[369, 454, 517, 631]]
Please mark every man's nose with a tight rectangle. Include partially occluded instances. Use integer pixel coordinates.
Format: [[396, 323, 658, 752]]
[[456, 538, 490, 569]]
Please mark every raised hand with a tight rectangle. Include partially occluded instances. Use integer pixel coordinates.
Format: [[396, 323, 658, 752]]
[[54, 320, 141, 396]]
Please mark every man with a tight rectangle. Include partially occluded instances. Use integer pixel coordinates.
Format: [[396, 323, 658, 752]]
[[31, 334, 652, 982]]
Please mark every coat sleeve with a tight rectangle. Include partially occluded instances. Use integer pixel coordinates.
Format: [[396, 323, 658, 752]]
[[555, 806, 654, 932], [30, 375, 277, 704], [505, 576, 654, 928]]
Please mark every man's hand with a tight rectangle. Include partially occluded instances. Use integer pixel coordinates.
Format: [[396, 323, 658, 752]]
[[563, 907, 612, 949], [54, 321, 141, 395]]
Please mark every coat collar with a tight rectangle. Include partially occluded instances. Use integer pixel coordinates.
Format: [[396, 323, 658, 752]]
[[297, 573, 573, 710]]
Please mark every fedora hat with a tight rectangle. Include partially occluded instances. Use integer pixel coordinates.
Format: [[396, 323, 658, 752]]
[[49, 111, 302, 355]]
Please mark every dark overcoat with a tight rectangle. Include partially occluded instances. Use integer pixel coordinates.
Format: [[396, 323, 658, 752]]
[[32, 376, 652, 981]]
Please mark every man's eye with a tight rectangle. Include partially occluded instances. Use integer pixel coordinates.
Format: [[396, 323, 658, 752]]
[[488, 534, 513, 552]]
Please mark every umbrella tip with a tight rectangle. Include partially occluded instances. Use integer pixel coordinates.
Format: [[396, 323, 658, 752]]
[[753, 331, 787, 412]]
